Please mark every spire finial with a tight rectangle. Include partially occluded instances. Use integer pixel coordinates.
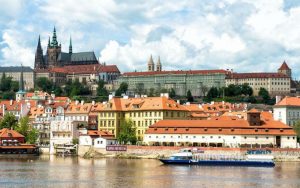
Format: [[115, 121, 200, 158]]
[[52, 26, 58, 47], [69, 36, 72, 54]]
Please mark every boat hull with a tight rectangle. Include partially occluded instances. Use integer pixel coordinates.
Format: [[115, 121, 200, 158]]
[[159, 159, 275, 167]]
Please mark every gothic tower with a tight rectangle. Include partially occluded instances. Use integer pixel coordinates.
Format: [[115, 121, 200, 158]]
[[147, 55, 155, 72], [47, 27, 62, 68], [34, 35, 44, 69], [156, 56, 162, 71], [16, 65, 26, 101]]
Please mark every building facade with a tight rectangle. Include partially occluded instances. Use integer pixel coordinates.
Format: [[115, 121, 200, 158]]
[[226, 62, 291, 96], [273, 96, 300, 126], [144, 110, 297, 148], [0, 66, 34, 90], [116, 57, 227, 96]]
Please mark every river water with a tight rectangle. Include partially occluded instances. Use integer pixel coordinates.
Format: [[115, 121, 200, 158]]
[[0, 156, 300, 188]]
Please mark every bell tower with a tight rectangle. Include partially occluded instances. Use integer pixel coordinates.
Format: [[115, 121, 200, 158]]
[[47, 27, 62, 68], [147, 55, 154, 72]]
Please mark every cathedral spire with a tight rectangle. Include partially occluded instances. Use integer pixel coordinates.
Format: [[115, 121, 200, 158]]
[[52, 26, 58, 47], [48, 36, 51, 47], [69, 36, 72, 54], [37, 35, 41, 48], [19, 64, 24, 91]]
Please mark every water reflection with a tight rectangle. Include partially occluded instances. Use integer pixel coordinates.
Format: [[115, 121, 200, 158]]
[[0, 156, 300, 187]]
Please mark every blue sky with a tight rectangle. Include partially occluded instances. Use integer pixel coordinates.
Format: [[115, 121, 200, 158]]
[[0, 0, 300, 79]]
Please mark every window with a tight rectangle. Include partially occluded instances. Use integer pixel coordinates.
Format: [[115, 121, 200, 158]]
[[255, 136, 258, 139], [193, 136, 196, 138], [266, 137, 269, 139], [287, 137, 290, 140], [244, 136, 247, 139], [233, 136, 236, 139]]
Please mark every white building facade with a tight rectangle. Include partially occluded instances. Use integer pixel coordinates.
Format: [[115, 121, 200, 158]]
[[274, 97, 300, 126]]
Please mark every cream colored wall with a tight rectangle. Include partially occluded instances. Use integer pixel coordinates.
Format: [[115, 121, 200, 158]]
[[226, 77, 290, 96], [0, 72, 34, 90]]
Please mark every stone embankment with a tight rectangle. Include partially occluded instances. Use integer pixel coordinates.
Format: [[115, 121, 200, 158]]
[[78, 146, 300, 161]]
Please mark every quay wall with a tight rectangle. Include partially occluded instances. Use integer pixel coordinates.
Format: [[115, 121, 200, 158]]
[[78, 146, 300, 161]]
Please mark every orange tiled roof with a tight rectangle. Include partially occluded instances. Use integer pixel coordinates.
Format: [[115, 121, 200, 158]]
[[96, 97, 187, 111], [28, 106, 44, 118], [275, 96, 300, 107], [0, 128, 25, 138], [65, 102, 92, 114], [123, 69, 228, 76], [0, 100, 25, 111], [145, 119, 296, 136], [87, 130, 115, 138]]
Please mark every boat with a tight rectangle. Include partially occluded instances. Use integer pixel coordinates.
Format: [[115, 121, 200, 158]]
[[159, 148, 275, 167]]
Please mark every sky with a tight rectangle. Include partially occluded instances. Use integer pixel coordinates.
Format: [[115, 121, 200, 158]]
[[0, 0, 300, 79]]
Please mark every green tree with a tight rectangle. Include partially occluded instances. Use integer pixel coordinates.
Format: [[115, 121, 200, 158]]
[[135, 83, 145, 95], [2, 91, 15, 100], [148, 88, 155, 97], [258, 87, 270, 104], [293, 121, 300, 141], [117, 119, 137, 145], [97, 80, 108, 96], [187, 90, 194, 102], [115, 82, 128, 96], [11, 81, 19, 92], [26, 129, 39, 144], [0, 113, 18, 129], [169, 88, 176, 98], [207, 87, 219, 99], [241, 83, 253, 96], [16, 116, 29, 137], [35, 77, 53, 93]]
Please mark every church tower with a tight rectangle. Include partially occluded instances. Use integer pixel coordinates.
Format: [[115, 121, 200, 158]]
[[34, 35, 45, 69], [47, 27, 62, 68], [278, 61, 292, 77], [156, 56, 162, 71], [16, 65, 26, 101], [147, 55, 155, 72]]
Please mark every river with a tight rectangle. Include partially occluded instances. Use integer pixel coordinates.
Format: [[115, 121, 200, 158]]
[[0, 156, 300, 188]]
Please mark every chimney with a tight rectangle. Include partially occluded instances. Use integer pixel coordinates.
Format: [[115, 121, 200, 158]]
[[81, 100, 84, 105], [75, 100, 79, 105], [275, 96, 282, 104], [177, 100, 180, 104], [10, 100, 13, 106], [92, 101, 95, 105]]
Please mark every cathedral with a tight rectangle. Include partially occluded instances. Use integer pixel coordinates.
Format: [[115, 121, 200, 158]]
[[34, 27, 98, 69]]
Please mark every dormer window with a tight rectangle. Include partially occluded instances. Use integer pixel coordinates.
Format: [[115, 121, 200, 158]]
[[231, 128, 234, 132], [219, 128, 222, 132], [265, 129, 269, 132], [204, 128, 207, 131], [185, 128, 189, 131]]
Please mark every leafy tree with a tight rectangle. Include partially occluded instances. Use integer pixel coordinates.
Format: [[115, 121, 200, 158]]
[[0, 73, 12, 92], [11, 81, 19, 92], [0, 113, 18, 129], [187, 90, 194, 102], [148, 88, 155, 97], [241, 83, 253, 96], [35, 77, 53, 93], [200, 85, 208, 96], [16, 116, 30, 137], [97, 80, 108, 96], [2, 91, 15, 100], [258, 87, 270, 104], [293, 121, 300, 141], [115, 82, 128, 96], [26, 128, 39, 144], [169, 88, 176, 98], [207, 87, 219, 99], [65, 79, 91, 98], [117, 119, 137, 145]]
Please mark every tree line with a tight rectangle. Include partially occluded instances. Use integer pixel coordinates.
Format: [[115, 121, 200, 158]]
[[0, 73, 19, 99]]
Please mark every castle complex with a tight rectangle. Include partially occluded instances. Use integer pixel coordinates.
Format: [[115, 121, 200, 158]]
[[34, 27, 98, 69]]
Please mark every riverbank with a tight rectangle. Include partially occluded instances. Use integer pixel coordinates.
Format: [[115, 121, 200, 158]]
[[77, 146, 300, 161]]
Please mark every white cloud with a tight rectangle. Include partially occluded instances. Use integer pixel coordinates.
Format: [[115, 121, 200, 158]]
[[0, 30, 34, 67]]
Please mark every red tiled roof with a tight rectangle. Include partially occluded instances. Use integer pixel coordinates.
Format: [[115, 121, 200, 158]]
[[99, 65, 120, 73], [0, 128, 25, 138], [275, 96, 300, 107], [227, 72, 289, 79], [278, 61, 291, 70], [123, 69, 228, 76]]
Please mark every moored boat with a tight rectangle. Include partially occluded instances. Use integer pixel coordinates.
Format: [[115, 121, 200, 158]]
[[159, 148, 275, 167]]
